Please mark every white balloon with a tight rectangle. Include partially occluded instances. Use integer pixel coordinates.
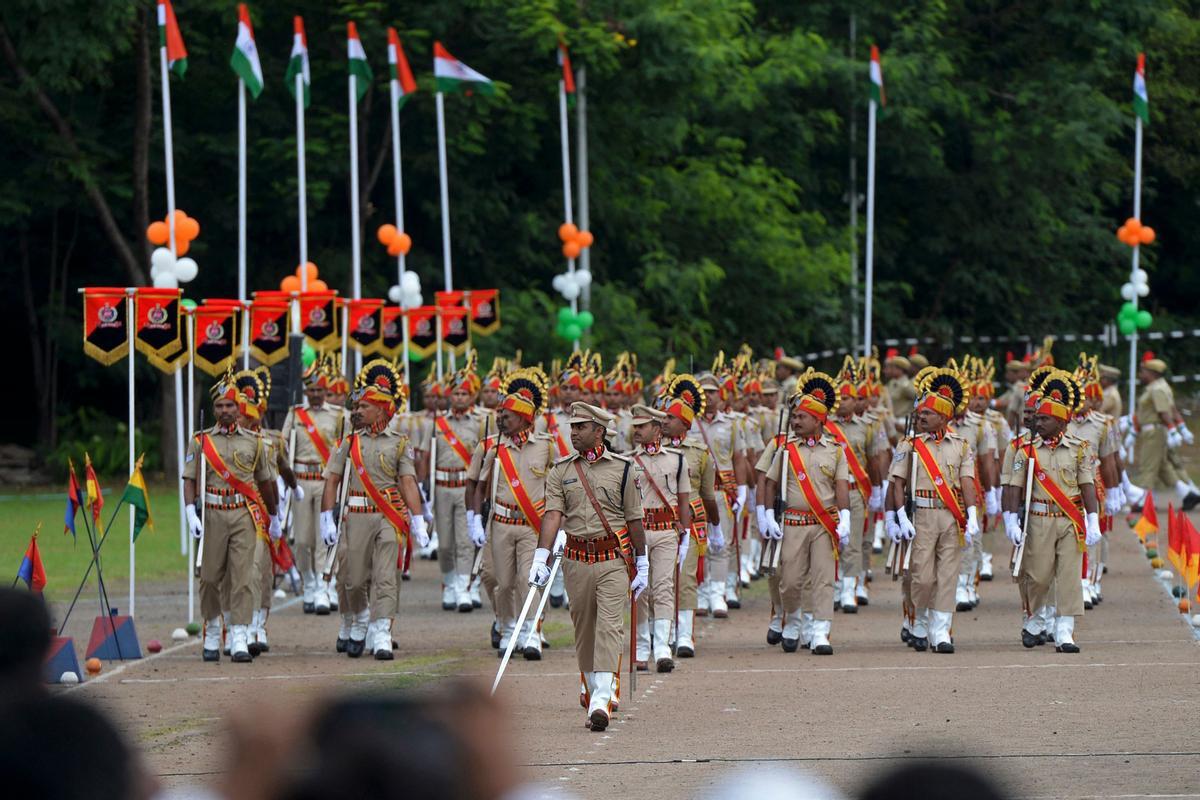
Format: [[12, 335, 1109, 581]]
[[388, 285, 403, 303], [1137, 283, 1149, 297], [561, 282, 580, 301], [401, 271, 421, 293], [174, 257, 198, 282], [404, 291, 422, 309], [574, 269, 592, 287], [1120, 283, 1136, 301], [150, 262, 165, 279], [151, 247, 175, 272], [551, 274, 567, 292], [152, 272, 179, 289], [1133, 269, 1149, 284]]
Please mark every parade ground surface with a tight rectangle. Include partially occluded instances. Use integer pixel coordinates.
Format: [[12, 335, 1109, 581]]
[[28, 492, 1197, 800]]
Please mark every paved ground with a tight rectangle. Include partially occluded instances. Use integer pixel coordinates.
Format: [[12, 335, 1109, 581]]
[[58, 509, 1200, 800]]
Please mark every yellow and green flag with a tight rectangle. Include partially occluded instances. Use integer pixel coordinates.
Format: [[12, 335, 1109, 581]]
[[122, 455, 154, 542]]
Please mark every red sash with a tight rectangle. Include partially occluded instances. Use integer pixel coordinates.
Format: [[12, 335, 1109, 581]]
[[825, 421, 871, 503], [1029, 445, 1087, 546], [784, 443, 840, 553], [911, 437, 966, 530], [200, 433, 269, 539], [544, 412, 571, 458], [294, 407, 333, 466], [435, 414, 473, 467], [497, 443, 543, 531], [696, 418, 738, 506], [348, 434, 411, 542]]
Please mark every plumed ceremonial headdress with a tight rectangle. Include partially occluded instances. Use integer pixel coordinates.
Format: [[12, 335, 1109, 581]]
[[499, 367, 548, 422], [353, 359, 405, 415], [448, 349, 480, 394], [915, 368, 966, 418], [664, 373, 705, 428], [1075, 353, 1102, 401], [484, 356, 507, 391], [559, 350, 587, 390], [790, 369, 839, 422], [1035, 369, 1083, 421], [837, 355, 863, 400], [711, 350, 737, 398], [1024, 364, 1055, 409], [584, 352, 604, 394], [231, 369, 265, 421]]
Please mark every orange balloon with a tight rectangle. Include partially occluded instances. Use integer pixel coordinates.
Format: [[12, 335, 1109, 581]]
[[576, 230, 594, 248], [85, 657, 102, 675], [387, 239, 403, 257], [1116, 225, 1128, 242], [309, 279, 328, 292], [377, 224, 398, 245], [395, 232, 412, 255], [175, 238, 190, 256], [558, 222, 579, 242], [1124, 216, 1142, 234], [147, 221, 169, 245], [1138, 226, 1156, 245], [563, 241, 582, 259], [296, 262, 319, 282], [178, 215, 200, 241], [281, 275, 302, 292]]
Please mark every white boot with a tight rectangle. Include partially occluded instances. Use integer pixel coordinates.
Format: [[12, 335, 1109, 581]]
[[455, 573, 473, 612], [711, 579, 729, 617], [521, 618, 543, 658], [782, 610, 803, 651], [696, 579, 711, 616], [930, 610, 954, 652], [441, 573, 456, 610], [872, 518, 885, 553], [855, 576, 870, 606], [326, 576, 339, 611], [1082, 577, 1094, 608], [840, 577, 858, 612], [725, 573, 740, 607], [349, 609, 370, 644], [800, 611, 815, 649], [371, 618, 394, 659], [587, 672, 615, 729], [468, 578, 482, 608], [810, 618, 833, 654], [980, 552, 994, 579], [254, 608, 270, 653], [911, 608, 930, 645], [203, 617, 222, 659], [302, 570, 317, 606], [1122, 472, 1145, 506], [636, 618, 651, 663], [1044, 605, 1057, 641], [498, 619, 515, 653], [1055, 615, 1079, 652], [1176, 479, 1193, 504], [230, 624, 252, 662], [653, 618, 674, 670], [747, 538, 762, 579], [967, 580, 979, 607], [955, 574, 971, 610], [337, 612, 353, 652], [222, 611, 232, 654], [675, 610, 696, 657]]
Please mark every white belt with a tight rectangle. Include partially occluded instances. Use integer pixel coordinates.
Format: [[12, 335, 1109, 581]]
[[1029, 501, 1064, 514], [205, 492, 245, 505], [1140, 423, 1157, 431], [435, 468, 467, 482], [346, 496, 376, 510], [493, 500, 523, 517], [294, 460, 323, 471], [912, 496, 946, 509]]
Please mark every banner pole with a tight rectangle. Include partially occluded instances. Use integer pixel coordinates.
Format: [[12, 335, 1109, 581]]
[[238, 77, 250, 367], [1127, 114, 1143, 412], [174, 368, 186, 556], [126, 291, 136, 618], [296, 72, 308, 287], [862, 95, 877, 360], [558, 76, 579, 351], [187, 311, 195, 623]]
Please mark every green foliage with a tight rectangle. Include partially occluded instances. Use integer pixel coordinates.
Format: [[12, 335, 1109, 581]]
[[46, 407, 161, 478]]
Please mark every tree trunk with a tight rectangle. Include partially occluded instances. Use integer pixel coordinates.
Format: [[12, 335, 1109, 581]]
[[160, 373, 178, 480], [133, 3, 152, 265]]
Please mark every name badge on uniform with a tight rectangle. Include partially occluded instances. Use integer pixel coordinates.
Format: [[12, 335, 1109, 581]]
[[563, 477, 578, 486]]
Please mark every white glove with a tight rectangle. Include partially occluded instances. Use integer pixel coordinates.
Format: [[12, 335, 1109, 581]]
[[276, 476, 288, 504], [268, 513, 283, 542], [293, 483, 305, 502], [320, 510, 338, 547], [964, 506, 980, 547], [896, 507, 916, 541], [630, 554, 650, 599], [1168, 427, 1183, 449], [733, 484, 748, 514], [885, 510, 901, 543], [678, 532, 690, 566], [186, 505, 203, 539], [1118, 415, 1132, 435], [1085, 511, 1102, 547], [529, 547, 551, 586], [410, 515, 430, 549], [836, 508, 851, 549], [1182, 425, 1195, 446], [1113, 485, 1127, 510], [755, 504, 768, 534], [1104, 488, 1123, 516], [1003, 511, 1023, 546], [469, 514, 487, 547], [466, 509, 476, 530], [985, 487, 1001, 517], [763, 508, 783, 540], [1123, 432, 1136, 457], [868, 485, 884, 512], [421, 501, 434, 526], [707, 522, 725, 553]]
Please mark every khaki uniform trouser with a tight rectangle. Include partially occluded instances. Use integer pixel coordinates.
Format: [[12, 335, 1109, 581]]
[[342, 513, 400, 619], [1022, 516, 1085, 617], [1133, 427, 1180, 489], [861, 510, 875, 576], [779, 523, 836, 618], [253, 537, 273, 610], [293, 477, 333, 578], [490, 520, 539, 625], [909, 508, 963, 613], [706, 498, 736, 584], [843, 493, 866, 579], [201, 507, 256, 625], [479, 529, 498, 612], [564, 556, 628, 673], [636, 528, 679, 621], [435, 484, 474, 576], [678, 529, 701, 610]]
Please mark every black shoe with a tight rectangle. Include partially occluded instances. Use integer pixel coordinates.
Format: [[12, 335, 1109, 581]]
[[490, 622, 501, 649], [812, 644, 833, 655], [329, 600, 339, 611], [834, 600, 841, 611], [258, 642, 270, 653], [303, 602, 315, 614], [801, 640, 811, 650], [900, 627, 912, 644], [202, 649, 219, 662], [472, 598, 482, 609], [656, 657, 674, 673], [336, 638, 348, 653], [872, 544, 883, 554], [728, 597, 741, 610], [1022, 630, 1039, 648], [374, 647, 394, 661], [857, 596, 869, 607], [956, 601, 973, 612], [911, 637, 928, 652], [1035, 632, 1048, 646], [676, 644, 694, 658], [1184, 492, 1200, 512], [315, 604, 330, 616], [588, 710, 609, 732], [1056, 642, 1080, 653], [935, 642, 955, 654], [781, 638, 799, 653], [346, 638, 365, 658], [231, 650, 252, 663], [1103, 565, 1108, 574], [401, 571, 411, 581], [458, 602, 473, 613], [980, 573, 994, 582], [247, 641, 263, 657], [1045, 630, 1055, 643], [549, 593, 564, 608], [523, 646, 542, 661], [766, 628, 783, 646], [1084, 599, 1093, 610], [442, 600, 455, 611], [842, 603, 858, 614]]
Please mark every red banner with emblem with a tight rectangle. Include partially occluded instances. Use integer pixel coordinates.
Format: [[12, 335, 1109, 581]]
[[343, 298, 384, 354], [298, 291, 339, 350], [465, 288, 500, 336], [192, 300, 242, 377], [144, 308, 190, 374], [81, 287, 130, 366], [407, 305, 438, 360], [378, 306, 405, 359], [249, 295, 291, 367], [434, 295, 470, 356], [133, 287, 183, 360]]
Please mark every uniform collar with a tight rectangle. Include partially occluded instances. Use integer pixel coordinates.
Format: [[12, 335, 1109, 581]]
[[216, 423, 239, 435], [668, 435, 685, 447], [507, 427, 533, 447], [1041, 432, 1064, 449], [581, 443, 606, 462], [790, 434, 820, 448], [640, 438, 663, 455], [921, 429, 947, 443], [360, 419, 389, 435]]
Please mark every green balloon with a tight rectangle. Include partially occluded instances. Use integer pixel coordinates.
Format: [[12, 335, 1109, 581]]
[[558, 306, 575, 323], [1117, 317, 1137, 336], [1120, 301, 1138, 317], [577, 310, 595, 329], [1136, 309, 1152, 329], [563, 323, 583, 340], [181, 298, 197, 310], [301, 343, 317, 368]]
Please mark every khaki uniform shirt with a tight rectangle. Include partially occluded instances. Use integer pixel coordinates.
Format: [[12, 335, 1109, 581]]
[[1067, 412, 1116, 468], [677, 438, 717, 508], [886, 376, 917, 417], [1003, 434, 1094, 500], [888, 431, 977, 493], [631, 445, 691, 511], [432, 411, 484, 471], [957, 411, 998, 461], [760, 434, 848, 513], [1101, 384, 1123, 419], [477, 432, 557, 523], [688, 413, 744, 474], [535, 409, 574, 457], [282, 403, 345, 474], [544, 450, 643, 540], [185, 425, 272, 490], [324, 428, 416, 493], [1136, 377, 1173, 428]]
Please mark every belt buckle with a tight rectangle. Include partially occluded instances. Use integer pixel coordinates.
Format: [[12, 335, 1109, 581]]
[[585, 539, 597, 555]]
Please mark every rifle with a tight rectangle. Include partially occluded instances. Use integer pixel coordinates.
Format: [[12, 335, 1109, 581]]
[[492, 530, 566, 695], [323, 457, 353, 582], [760, 405, 788, 575], [194, 409, 206, 577], [470, 427, 498, 589], [1011, 436, 1035, 579], [285, 412, 298, 545], [887, 407, 917, 578]]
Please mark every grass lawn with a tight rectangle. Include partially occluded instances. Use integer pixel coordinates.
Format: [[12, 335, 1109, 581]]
[[0, 483, 191, 603]]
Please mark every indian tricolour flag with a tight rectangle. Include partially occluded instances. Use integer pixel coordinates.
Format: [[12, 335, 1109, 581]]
[[157, 0, 188, 77], [387, 28, 418, 109], [1133, 52, 1149, 124], [434, 42, 495, 95], [347, 22, 373, 102], [122, 455, 154, 542], [869, 44, 885, 107], [285, 16, 311, 108], [558, 41, 576, 94], [230, 4, 263, 99]]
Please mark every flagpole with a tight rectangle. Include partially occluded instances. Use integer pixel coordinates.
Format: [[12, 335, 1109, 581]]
[[848, 13, 860, 347], [435, 309, 444, 384], [575, 67, 591, 317], [159, 42, 178, 258], [435, 92, 453, 295], [558, 73, 578, 351], [389, 57, 409, 386], [186, 311, 195, 623], [349, 71, 363, 372], [295, 73, 308, 290], [174, 369, 186, 556], [126, 290, 136, 618], [862, 93, 877, 359], [238, 77, 250, 368], [401, 310, 411, 387], [1127, 114, 1142, 413]]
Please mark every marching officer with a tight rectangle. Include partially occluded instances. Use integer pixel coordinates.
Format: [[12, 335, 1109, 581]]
[[1004, 370, 1101, 651], [321, 360, 428, 659], [1132, 358, 1200, 509], [885, 369, 981, 653], [1099, 364, 1123, 419], [471, 368, 558, 659], [531, 402, 647, 732], [628, 403, 691, 672], [281, 363, 346, 614], [183, 370, 281, 663], [757, 372, 851, 654], [884, 352, 916, 435]]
